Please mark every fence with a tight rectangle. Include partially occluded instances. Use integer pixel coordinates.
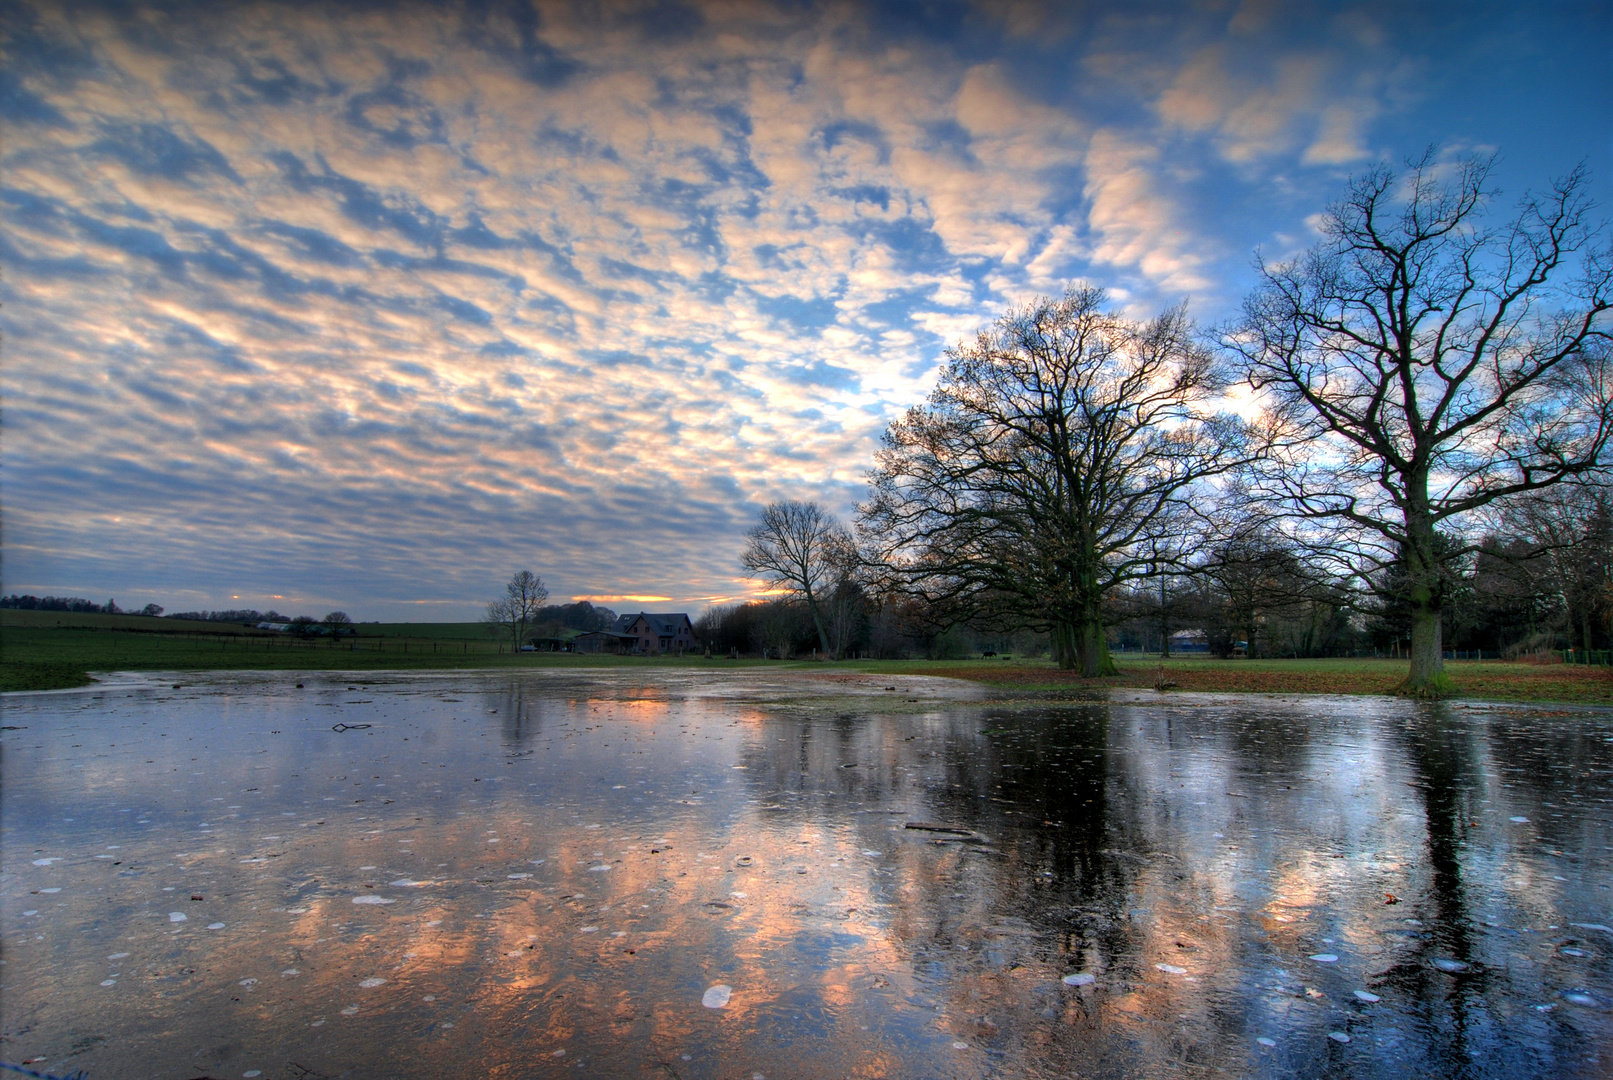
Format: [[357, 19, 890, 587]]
[[1562, 649, 1613, 666], [44, 625, 519, 655]]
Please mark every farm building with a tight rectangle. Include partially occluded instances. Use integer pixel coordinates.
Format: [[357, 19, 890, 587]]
[[621, 612, 698, 654]]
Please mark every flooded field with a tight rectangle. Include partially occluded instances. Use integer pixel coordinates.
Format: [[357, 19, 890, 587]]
[[4, 668, 1613, 1079]]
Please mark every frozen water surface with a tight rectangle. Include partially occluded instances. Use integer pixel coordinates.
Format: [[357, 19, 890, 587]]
[[3, 668, 1613, 1078]]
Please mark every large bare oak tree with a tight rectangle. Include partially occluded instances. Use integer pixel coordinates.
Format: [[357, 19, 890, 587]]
[[860, 285, 1254, 676], [1232, 153, 1613, 696]]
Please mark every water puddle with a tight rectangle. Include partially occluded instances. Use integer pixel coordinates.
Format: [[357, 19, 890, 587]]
[[3, 668, 1612, 1077]]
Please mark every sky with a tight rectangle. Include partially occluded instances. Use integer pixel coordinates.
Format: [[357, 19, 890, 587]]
[[3, 0, 1609, 621]]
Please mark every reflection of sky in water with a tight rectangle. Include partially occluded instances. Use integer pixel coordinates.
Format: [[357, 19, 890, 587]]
[[4, 670, 1613, 1078]]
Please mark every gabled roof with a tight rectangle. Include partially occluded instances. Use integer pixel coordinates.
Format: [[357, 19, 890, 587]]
[[612, 612, 693, 635]]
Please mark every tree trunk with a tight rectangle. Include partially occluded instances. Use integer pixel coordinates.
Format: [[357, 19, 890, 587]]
[[1158, 579, 1171, 657], [1397, 504, 1457, 699], [802, 590, 831, 657], [1052, 621, 1076, 670], [1075, 606, 1118, 678], [1398, 557, 1457, 698], [1401, 600, 1449, 696]]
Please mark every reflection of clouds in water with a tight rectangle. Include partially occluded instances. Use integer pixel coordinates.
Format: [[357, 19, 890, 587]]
[[2, 671, 1612, 1077]]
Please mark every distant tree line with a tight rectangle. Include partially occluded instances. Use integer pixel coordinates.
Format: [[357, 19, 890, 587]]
[[166, 608, 286, 623], [2, 595, 163, 617]]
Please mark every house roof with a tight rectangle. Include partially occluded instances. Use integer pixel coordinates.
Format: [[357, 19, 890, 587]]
[[612, 612, 692, 635]]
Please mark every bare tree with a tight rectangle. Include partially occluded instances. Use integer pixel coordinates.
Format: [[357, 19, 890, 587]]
[[322, 610, 353, 637], [860, 285, 1256, 676], [1233, 152, 1613, 696], [1498, 482, 1613, 654], [741, 501, 850, 656], [484, 571, 549, 651]]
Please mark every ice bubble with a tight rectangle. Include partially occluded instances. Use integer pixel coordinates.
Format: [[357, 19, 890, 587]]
[[951, 1041, 968, 1050], [339, 1005, 359, 1016], [1062, 973, 1096, 986], [863, 850, 882, 857], [169, 912, 187, 922], [1310, 953, 1339, 963], [580, 926, 599, 933], [1431, 958, 1471, 973], [702, 984, 733, 1008], [282, 969, 301, 977], [22, 911, 37, 917], [589, 865, 612, 872], [552, 1049, 566, 1057], [32, 858, 60, 866], [730, 892, 748, 899], [359, 865, 377, 870], [39, 888, 61, 894], [1571, 923, 1613, 934], [1564, 991, 1599, 1006], [1353, 990, 1381, 1003], [389, 880, 429, 887], [359, 978, 386, 988], [1328, 1031, 1351, 1044], [1509, 816, 1530, 823], [352, 895, 395, 905], [508, 874, 532, 880], [1562, 947, 1589, 957], [1155, 963, 1187, 975], [244, 1072, 262, 1077], [238, 979, 257, 988], [208, 922, 226, 930], [1256, 1037, 1276, 1047], [100, 979, 116, 987], [108, 953, 129, 960]]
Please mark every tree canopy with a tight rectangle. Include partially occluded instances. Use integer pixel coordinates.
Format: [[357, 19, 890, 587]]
[[860, 285, 1256, 675]]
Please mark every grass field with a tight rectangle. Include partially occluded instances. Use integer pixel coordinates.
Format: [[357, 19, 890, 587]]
[[927, 655, 1613, 706], [3, 612, 1609, 703]]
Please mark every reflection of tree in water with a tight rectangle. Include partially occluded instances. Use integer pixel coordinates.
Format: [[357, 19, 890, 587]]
[[1388, 705, 1613, 1077], [719, 693, 1613, 1077], [485, 678, 546, 747], [733, 704, 1168, 1070], [1382, 703, 1487, 1071]]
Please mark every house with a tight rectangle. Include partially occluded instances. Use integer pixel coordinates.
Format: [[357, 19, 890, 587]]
[[1168, 629, 1210, 654], [572, 630, 638, 654], [612, 612, 696, 654]]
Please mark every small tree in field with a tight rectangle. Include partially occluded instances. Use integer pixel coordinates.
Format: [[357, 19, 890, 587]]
[[1232, 153, 1613, 697], [322, 610, 353, 636], [741, 501, 851, 657], [485, 571, 549, 651]]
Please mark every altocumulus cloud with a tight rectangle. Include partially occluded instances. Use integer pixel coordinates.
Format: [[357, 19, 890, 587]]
[[2, 0, 1603, 617]]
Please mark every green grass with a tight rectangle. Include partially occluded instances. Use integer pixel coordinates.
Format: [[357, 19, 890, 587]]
[[0, 620, 733, 691], [916, 654, 1613, 706], [3, 614, 1609, 705]]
